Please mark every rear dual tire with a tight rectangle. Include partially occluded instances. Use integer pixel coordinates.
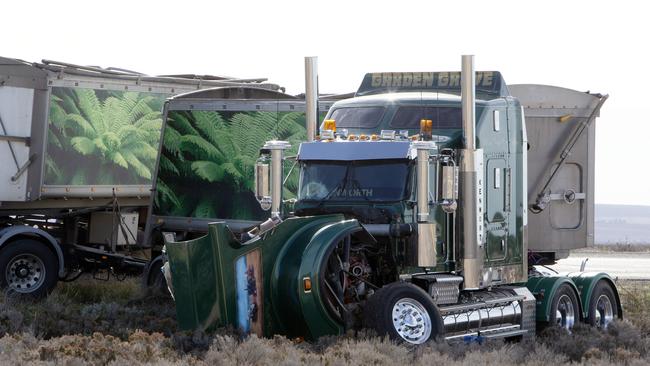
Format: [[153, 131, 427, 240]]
[[587, 280, 619, 329], [546, 280, 620, 331], [547, 283, 580, 330]]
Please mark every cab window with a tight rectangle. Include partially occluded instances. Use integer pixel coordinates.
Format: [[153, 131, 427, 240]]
[[390, 106, 462, 129], [329, 107, 385, 128]]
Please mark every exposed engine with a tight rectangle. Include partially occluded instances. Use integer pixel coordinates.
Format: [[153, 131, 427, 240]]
[[345, 249, 373, 301]]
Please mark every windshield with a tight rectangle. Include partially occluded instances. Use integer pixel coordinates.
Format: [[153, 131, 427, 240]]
[[329, 107, 385, 128], [298, 161, 410, 202], [390, 106, 461, 129]]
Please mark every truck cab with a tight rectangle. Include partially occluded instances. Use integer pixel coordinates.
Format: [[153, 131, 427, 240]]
[[292, 71, 526, 284]]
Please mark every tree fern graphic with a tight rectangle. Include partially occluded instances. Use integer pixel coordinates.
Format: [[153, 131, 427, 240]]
[[46, 88, 164, 185], [155, 109, 306, 220]]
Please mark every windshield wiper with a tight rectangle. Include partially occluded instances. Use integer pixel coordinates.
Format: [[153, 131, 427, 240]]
[[348, 178, 371, 202], [317, 165, 352, 207]]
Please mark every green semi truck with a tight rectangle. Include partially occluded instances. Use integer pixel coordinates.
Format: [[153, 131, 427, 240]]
[[161, 56, 620, 343]]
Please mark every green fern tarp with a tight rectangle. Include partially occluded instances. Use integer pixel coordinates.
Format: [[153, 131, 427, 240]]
[[154, 110, 307, 221], [45, 87, 166, 186]]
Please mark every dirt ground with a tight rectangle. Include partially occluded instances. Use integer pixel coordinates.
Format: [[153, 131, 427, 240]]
[[552, 251, 650, 279], [1, 277, 649, 365]]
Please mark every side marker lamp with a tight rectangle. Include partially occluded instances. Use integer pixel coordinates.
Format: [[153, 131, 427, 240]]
[[303, 276, 312, 292]]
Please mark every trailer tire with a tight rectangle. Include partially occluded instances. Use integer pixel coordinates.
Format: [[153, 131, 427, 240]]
[[363, 282, 444, 344], [587, 280, 618, 329], [142, 256, 170, 297], [0, 239, 58, 299], [546, 283, 580, 330]]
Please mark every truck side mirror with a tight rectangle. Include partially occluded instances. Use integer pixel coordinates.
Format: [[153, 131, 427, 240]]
[[255, 155, 272, 211], [256, 141, 291, 217], [438, 154, 458, 213]]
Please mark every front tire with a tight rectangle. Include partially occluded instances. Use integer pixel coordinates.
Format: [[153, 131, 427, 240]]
[[0, 239, 58, 299], [363, 282, 444, 344], [587, 280, 619, 329]]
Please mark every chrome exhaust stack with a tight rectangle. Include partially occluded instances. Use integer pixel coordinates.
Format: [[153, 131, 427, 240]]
[[414, 141, 437, 267], [267, 140, 291, 217], [459, 55, 485, 290], [304, 56, 318, 142], [254, 140, 290, 218]]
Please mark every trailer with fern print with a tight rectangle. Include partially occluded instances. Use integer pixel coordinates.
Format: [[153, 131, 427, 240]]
[[0, 56, 286, 298]]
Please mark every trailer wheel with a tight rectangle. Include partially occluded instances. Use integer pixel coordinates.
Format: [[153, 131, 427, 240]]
[[547, 283, 580, 330], [587, 281, 618, 329], [0, 239, 58, 299], [142, 256, 170, 297], [363, 282, 444, 344]]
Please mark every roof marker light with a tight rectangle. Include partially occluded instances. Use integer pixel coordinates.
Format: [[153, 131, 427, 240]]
[[380, 130, 396, 140], [323, 119, 337, 132], [420, 119, 433, 141], [321, 130, 335, 140]]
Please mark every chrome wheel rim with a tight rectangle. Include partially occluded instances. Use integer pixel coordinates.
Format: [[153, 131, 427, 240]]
[[392, 298, 432, 344], [594, 294, 614, 329], [6, 254, 46, 293], [555, 294, 576, 329]]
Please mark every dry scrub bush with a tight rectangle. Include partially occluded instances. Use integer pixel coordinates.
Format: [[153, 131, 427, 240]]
[[2, 322, 650, 366], [0, 331, 199, 366], [618, 280, 650, 334], [2, 276, 650, 365], [1, 277, 177, 340]]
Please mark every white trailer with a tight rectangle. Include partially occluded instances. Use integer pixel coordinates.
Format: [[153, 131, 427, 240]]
[[0, 56, 281, 297]]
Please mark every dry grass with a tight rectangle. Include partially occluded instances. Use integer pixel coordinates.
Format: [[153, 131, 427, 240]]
[[0, 276, 177, 339], [576, 243, 650, 253], [617, 280, 650, 334], [1, 277, 649, 365]]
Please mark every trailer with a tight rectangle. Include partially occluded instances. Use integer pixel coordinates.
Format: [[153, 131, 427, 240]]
[[0, 56, 283, 297], [160, 56, 621, 343]]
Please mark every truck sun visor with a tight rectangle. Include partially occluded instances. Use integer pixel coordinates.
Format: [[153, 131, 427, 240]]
[[355, 71, 509, 98]]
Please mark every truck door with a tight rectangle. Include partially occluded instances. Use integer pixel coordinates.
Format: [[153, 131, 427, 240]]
[[484, 108, 510, 262]]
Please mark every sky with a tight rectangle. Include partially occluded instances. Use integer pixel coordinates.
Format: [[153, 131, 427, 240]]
[[2, 0, 649, 205]]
